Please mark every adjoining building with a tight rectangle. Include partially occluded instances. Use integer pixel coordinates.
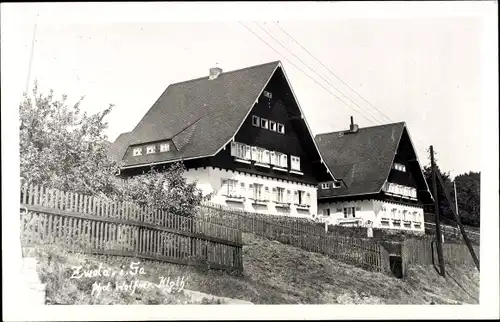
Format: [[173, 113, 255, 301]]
[[315, 118, 434, 231]]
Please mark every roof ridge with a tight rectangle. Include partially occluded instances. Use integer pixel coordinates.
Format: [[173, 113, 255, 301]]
[[167, 60, 281, 87], [315, 121, 405, 137]]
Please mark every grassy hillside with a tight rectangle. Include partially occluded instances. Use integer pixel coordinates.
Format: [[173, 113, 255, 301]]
[[34, 233, 479, 304]]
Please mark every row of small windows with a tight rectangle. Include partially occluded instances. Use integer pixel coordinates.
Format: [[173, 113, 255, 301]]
[[392, 162, 406, 172], [252, 115, 285, 134], [320, 181, 341, 189], [230, 141, 301, 172], [322, 206, 360, 218], [221, 179, 311, 206], [132, 143, 171, 156]]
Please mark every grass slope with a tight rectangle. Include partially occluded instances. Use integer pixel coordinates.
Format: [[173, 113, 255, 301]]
[[35, 233, 479, 304]]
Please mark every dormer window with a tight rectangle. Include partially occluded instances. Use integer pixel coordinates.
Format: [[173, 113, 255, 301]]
[[321, 183, 329, 189], [263, 90, 272, 99], [160, 143, 170, 152], [146, 145, 156, 154], [277, 123, 285, 134], [252, 115, 260, 127], [261, 118, 269, 129], [270, 121, 277, 132], [333, 181, 341, 188], [133, 147, 142, 156]]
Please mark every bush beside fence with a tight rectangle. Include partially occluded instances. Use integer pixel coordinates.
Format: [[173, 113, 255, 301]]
[[20, 184, 243, 274]]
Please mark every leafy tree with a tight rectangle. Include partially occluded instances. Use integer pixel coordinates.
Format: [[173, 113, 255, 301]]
[[454, 171, 480, 226], [19, 81, 119, 197], [20, 82, 206, 217], [423, 150, 480, 227]]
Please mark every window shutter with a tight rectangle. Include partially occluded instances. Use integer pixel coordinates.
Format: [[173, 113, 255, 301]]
[[221, 179, 228, 195], [251, 146, 258, 161], [355, 206, 361, 211], [286, 190, 291, 203], [248, 184, 254, 198], [264, 150, 270, 164], [245, 145, 251, 159], [336, 208, 342, 213], [230, 142, 237, 156], [293, 190, 299, 204], [272, 188, 277, 201], [264, 187, 269, 201], [306, 192, 310, 205]]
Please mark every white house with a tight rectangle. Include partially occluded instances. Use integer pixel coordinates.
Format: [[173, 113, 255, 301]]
[[314, 118, 434, 231], [109, 61, 336, 218]]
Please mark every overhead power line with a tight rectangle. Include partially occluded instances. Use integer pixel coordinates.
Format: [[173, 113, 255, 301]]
[[238, 21, 377, 125], [255, 22, 385, 125], [273, 21, 393, 124]]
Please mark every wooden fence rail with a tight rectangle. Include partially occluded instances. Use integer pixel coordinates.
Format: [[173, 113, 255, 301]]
[[19, 184, 243, 274], [401, 237, 480, 270], [197, 203, 391, 274]]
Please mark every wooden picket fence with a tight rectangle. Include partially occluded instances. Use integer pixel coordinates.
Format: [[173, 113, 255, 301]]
[[197, 202, 391, 273], [19, 185, 243, 274], [401, 237, 480, 271]]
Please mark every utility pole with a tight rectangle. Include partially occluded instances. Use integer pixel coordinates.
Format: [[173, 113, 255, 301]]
[[437, 172, 480, 271], [430, 145, 446, 277], [454, 181, 459, 215]]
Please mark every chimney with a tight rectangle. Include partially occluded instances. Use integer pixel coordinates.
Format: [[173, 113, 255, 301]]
[[349, 116, 359, 133], [209, 67, 223, 80]]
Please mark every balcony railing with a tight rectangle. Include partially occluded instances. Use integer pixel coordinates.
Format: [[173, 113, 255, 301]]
[[382, 182, 418, 199]]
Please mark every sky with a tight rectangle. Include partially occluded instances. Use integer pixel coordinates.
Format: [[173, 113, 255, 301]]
[[1, 2, 495, 179]]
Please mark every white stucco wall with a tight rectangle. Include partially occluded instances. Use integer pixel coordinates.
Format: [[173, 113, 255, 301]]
[[318, 199, 375, 226], [184, 167, 318, 218], [318, 199, 425, 231]]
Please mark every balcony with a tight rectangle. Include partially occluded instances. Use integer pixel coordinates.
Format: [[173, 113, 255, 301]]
[[223, 194, 245, 203], [382, 182, 418, 200]]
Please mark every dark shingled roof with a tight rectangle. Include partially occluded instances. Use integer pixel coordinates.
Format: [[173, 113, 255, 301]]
[[108, 132, 132, 162], [110, 61, 282, 167], [315, 122, 407, 198]]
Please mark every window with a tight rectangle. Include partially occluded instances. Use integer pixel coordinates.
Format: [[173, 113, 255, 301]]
[[133, 147, 142, 156], [263, 150, 270, 164], [252, 115, 260, 127], [280, 154, 288, 168], [343, 207, 356, 218], [253, 183, 264, 200], [270, 121, 277, 132], [270, 151, 277, 165], [232, 142, 251, 160], [402, 210, 408, 221], [251, 146, 258, 161], [261, 118, 269, 129], [294, 190, 308, 205], [146, 145, 156, 154], [229, 179, 239, 196], [290, 155, 301, 171], [160, 143, 170, 152], [321, 183, 329, 189], [276, 187, 285, 202], [263, 90, 272, 99], [323, 208, 331, 217], [277, 123, 285, 134], [393, 163, 406, 172], [333, 181, 341, 188]]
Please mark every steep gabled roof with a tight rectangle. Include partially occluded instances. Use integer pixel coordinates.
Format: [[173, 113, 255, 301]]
[[109, 61, 280, 165], [109, 61, 335, 180], [315, 122, 432, 200], [108, 132, 132, 162]]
